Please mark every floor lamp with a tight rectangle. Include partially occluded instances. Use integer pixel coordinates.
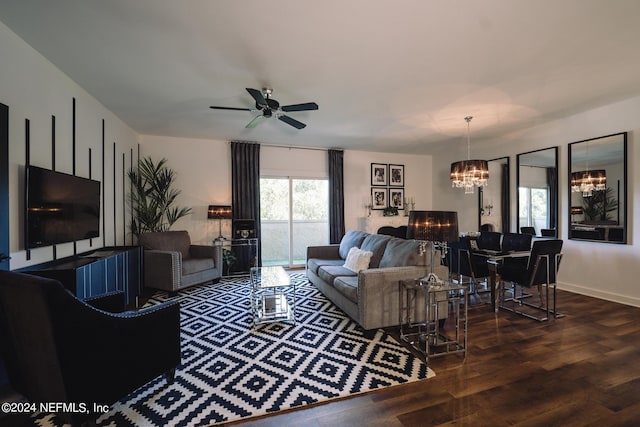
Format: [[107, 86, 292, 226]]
[[208, 205, 232, 241], [407, 210, 459, 280]]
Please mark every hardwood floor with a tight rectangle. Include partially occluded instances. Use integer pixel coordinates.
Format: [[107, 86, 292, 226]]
[[230, 290, 640, 426]]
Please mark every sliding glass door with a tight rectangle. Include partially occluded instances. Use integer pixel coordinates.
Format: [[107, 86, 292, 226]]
[[260, 177, 329, 267]]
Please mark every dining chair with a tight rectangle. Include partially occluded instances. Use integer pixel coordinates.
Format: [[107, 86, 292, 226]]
[[520, 226, 536, 235], [498, 239, 563, 321], [446, 237, 491, 305], [501, 232, 532, 252]]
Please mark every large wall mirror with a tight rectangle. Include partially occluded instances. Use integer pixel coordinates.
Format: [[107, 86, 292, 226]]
[[568, 132, 627, 243], [517, 147, 558, 237], [478, 157, 510, 232]]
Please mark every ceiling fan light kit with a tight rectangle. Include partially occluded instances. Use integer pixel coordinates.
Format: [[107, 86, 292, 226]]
[[210, 87, 318, 130]]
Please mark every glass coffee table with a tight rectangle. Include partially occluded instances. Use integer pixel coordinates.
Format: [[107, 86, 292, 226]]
[[249, 266, 296, 328]]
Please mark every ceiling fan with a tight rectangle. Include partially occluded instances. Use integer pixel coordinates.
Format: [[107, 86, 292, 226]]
[[210, 88, 318, 129]]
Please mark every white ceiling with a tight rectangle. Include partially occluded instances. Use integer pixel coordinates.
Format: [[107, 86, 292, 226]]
[[2, 0, 640, 154]]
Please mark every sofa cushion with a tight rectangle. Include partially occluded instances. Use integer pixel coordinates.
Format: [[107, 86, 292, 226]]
[[360, 234, 391, 268], [343, 247, 373, 273], [379, 238, 427, 268], [182, 258, 214, 275], [338, 230, 368, 260], [139, 230, 192, 260], [318, 265, 356, 285], [333, 276, 359, 303], [307, 258, 344, 275]]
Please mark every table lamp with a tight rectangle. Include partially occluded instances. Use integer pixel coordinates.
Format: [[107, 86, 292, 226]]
[[208, 205, 232, 241], [407, 210, 459, 277]]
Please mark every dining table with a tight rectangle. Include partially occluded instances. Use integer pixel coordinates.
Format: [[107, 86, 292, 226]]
[[471, 249, 531, 312]]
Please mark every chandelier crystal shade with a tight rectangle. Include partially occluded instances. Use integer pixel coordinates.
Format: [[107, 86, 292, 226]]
[[570, 170, 606, 197], [450, 116, 489, 194]]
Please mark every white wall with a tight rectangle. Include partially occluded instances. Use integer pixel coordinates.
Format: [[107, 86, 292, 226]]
[[139, 135, 434, 243], [431, 96, 640, 307], [1, 21, 139, 270]]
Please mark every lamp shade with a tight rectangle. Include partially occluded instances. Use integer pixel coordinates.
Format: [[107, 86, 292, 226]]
[[207, 205, 232, 220], [407, 210, 459, 243]]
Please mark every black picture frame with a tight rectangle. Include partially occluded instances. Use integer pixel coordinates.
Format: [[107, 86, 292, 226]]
[[389, 188, 404, 209], [371, 163, 387, 186], [389, 164, 404, 187], [371, 187, 387, 209]]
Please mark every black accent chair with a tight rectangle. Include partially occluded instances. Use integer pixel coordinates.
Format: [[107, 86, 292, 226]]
[[501, 232, 532, 252], [377, 225, 408, 239], [480, 223, 494, 232], [520, 226, 536, 235], [498, 240, 563, 321], [477, 231, 502, 251], [0, 271, 181, 425], [540, 228, 556, 237], [446, 237, 491, 305]]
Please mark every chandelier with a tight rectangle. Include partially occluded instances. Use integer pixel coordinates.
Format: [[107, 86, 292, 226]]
[[571, 169, 606, 197], [570, 141, 606, 197], [450, 116, 488, 194]]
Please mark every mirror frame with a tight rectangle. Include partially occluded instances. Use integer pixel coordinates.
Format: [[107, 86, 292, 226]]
[[516, 146, 559, 236], [478, 156, 510, 233], [568, 132, 627, 244]]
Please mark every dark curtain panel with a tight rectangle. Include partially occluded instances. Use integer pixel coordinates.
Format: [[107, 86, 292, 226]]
[[231, 141, 261, 264], [546, 167, 557, 229], [501, 163, 509, 232], [328, 149, 345, 243]]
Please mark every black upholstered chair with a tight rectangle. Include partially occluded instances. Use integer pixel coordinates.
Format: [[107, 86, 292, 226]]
[[0, 271, 181, 425], [540, 228, 556, 237], [476, 231, 502, 251], [377, 225, 408, 239], [520, 226, 536, 235], [501, 232, 532, 252], [498, 239, 563, 321], [446, 237, 491, 305]]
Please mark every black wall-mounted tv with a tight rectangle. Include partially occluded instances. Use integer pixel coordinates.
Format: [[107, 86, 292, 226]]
[[25, 165, 101, 249]]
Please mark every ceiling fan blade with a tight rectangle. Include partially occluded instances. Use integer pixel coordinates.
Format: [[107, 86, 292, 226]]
[[246, 115, 266, 129], [278, 114, 307, 129], [281, 102, 319, 112], [246, 88, 267, 107], [209, 106, 252, 111]]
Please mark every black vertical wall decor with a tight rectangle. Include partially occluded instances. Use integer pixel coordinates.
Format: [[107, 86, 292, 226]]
[[0, 104, 8, 387], [0, 103, 9, 271], [113, 142, 117, 245], [102, 119, 106, 247], [24, 118, 30, 261], [122, 152, 126, 244], [51, 114, 58, 259]]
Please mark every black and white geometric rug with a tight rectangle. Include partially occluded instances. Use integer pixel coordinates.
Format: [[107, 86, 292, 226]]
[[38, 273, 433, 426]]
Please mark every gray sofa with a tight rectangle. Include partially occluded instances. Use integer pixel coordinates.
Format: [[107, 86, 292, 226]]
[[306, 230, 449, 330], [139, 230, 223, 293]]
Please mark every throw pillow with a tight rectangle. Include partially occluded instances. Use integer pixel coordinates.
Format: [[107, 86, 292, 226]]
[[343, 247, 373, 273]]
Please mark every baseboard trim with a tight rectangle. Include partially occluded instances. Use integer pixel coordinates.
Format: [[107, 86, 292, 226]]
[[559, 281, 640, 308]]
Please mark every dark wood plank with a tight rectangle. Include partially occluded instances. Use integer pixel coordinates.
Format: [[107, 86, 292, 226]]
[[229, 290, 640, 426]]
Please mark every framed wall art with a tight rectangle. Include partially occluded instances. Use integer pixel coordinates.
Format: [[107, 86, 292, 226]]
[[371, 163, 387, 186], [389, 164, 404, 187], [371, 187, 387, 209], [389, 188, 404, 209]]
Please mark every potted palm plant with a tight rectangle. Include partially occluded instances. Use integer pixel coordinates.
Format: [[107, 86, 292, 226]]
[[128, 156, 192, 237]]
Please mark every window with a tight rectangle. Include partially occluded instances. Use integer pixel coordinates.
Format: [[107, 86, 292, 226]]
[[260, 177, 329, 267], [519, 186, 549, 232]]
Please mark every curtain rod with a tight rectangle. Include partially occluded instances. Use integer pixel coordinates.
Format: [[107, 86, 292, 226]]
[[231, 140, 342, 152], [260, 143, 339, 152]]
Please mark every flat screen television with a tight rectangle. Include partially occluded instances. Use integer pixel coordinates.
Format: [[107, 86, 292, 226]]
[[25, 165, 101, 249]]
